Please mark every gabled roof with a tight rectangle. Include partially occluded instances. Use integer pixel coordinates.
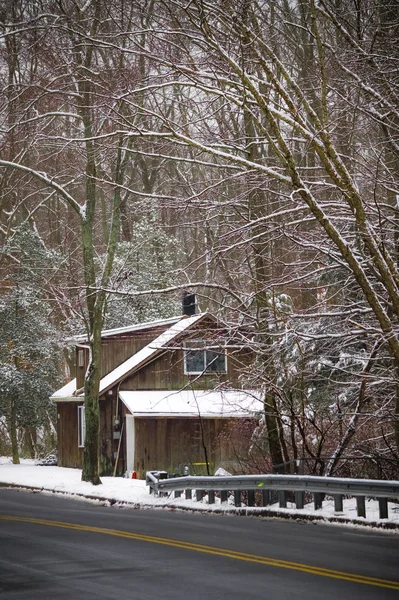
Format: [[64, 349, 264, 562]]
[[98, 312, 207, 394], [51, 313, 211, 401]]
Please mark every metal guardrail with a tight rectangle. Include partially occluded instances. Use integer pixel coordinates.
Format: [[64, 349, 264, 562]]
[[146, 472, 399, 520]]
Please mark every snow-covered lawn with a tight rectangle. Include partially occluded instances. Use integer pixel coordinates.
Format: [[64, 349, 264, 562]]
[[1, 457, 398, 529]]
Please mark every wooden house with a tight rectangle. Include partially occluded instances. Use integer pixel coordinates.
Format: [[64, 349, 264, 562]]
[[51, 312, 261, 479]]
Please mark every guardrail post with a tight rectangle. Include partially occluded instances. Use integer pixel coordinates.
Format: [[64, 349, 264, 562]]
[[278, 490, 287, 508], [146, 470, 160, 495], [334, 494, 343, 512], [262, 489, 271, 506], [220, 490, 228, 503], [234, 490, 241, 507], [356, 496, 366, 518], [295, 491, 305, 509], [174, 490, 181, 498], [247, 490, 255, 507], [208, 490, 215, 504], [185, 489, 192, 500], [378, 498, 388, 519], [314, 492, 323, 510], [196, 490, 203, 502]]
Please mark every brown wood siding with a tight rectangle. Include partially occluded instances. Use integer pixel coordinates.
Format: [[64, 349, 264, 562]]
[[133, 417, 240, 479], [76, 317, 253, 389], [57, 402, 83, 468], [75, 325, 173, 386], [100, 326, 173, 378], [57, 399, 115, 473], [66, 316, 255, 477], [120, 347, 252, 391]]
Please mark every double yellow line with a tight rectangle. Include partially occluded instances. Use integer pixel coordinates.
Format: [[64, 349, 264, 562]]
[[1, 515, 398, 590]]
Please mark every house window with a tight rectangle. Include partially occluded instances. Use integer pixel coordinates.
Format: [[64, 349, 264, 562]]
[[78, 349, 84, 367], [78, 405, 86, 447], [184, 340, 227, 374]]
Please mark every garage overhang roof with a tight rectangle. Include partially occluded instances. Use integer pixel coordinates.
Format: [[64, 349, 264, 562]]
[[119, 389, 263, 418]]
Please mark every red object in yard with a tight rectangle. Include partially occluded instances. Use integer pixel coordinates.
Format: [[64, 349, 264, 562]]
[[131, 471, 137, 479]]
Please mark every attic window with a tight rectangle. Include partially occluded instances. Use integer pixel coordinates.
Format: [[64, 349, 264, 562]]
[[78, 349, 84, 367], [78, 405, 86, 447], [184, 340, 227, 375]]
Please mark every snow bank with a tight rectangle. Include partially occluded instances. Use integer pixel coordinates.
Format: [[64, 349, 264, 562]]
[[0, 459, 398, 528]]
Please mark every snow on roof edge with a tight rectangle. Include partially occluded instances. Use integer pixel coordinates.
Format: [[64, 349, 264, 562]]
[[71, 315, 184, 343], [52, 312, 218, 400], [50, 378, 79, 401], [119, 389, 263, 418], [98, 313, 208, 394]]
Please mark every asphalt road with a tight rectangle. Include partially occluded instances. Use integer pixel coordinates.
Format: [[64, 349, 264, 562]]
[[0, 488, 398, 599]]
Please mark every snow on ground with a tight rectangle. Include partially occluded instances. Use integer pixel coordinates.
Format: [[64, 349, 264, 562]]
[[0, 457, 150, 506], [0, 457, 398, 529]]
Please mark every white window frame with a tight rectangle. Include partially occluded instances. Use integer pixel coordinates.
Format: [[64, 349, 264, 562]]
[[78, 405, 86, 448], [184, 340, 227, 375], [78, 349, 84, 367]]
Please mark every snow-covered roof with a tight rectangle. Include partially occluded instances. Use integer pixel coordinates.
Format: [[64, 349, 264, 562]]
[[51, 313, 210, 401], [119, 389, 263, 418], [98, 313, 206, 394], [50, 378, 77, 401], [72, 315, 182, 342]]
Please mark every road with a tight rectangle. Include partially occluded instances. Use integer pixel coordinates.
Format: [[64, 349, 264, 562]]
[[0, 488, 398, 599]]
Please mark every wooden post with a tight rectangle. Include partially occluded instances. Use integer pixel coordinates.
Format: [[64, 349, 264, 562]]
[[295, 491, 304, 509], [234, 490, 241, 507], [247, 490, 255, 507], [334, 494, 343, 512], [356, 496, 366, 518], [378, 498, 388, 519], [314, 492, 323, 510], [262, 489, 271, 506]]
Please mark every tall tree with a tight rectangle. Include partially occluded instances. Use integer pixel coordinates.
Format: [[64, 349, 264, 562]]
[[112, 0, 399, 465], [1, 0, 398, 477], [0, 226, 62, 463], [0, 1, 133, 483]]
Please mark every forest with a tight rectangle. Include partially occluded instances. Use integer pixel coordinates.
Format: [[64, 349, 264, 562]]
[[0, 0, 398, 483]]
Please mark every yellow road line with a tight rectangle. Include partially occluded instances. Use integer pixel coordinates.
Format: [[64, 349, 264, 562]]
[[1, 515, 398, 590]]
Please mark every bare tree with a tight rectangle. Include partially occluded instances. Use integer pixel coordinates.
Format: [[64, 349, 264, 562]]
[[1, 0, 398, 478], [109, 0, 399, 467], [0, 1, 138, 483]]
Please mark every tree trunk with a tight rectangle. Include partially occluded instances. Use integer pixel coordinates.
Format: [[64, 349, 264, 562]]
[[264, 394, 285, 472], [24, 427, 36, 459], [81, 305, 103, 485], [395, 369, 399, 455], [9, 400, 19, 465], [82, 358, 101, 485]]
